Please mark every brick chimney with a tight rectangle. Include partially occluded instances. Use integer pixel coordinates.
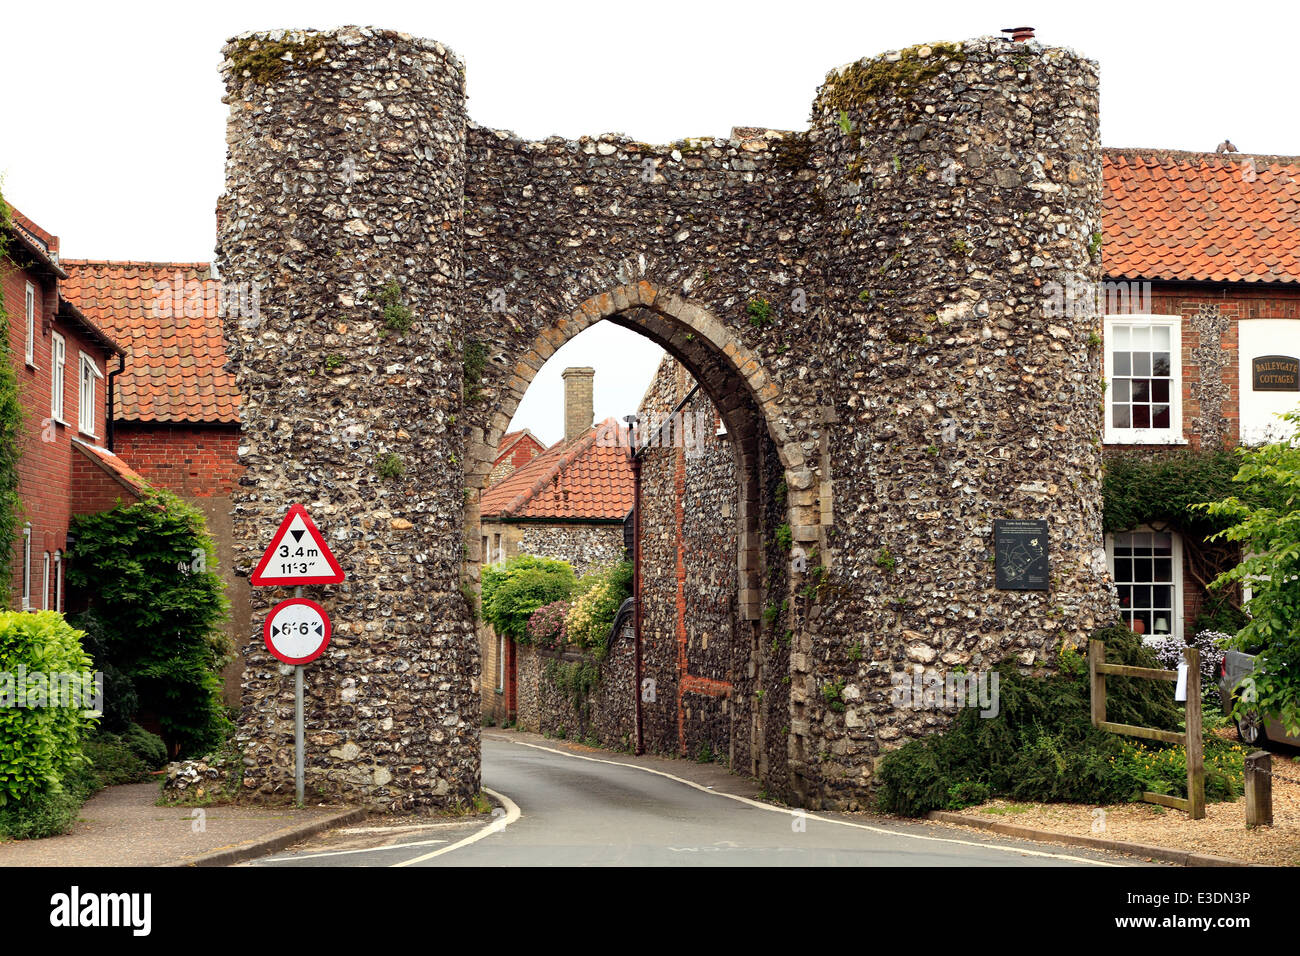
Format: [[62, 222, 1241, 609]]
[[562, 367, 595, 443]]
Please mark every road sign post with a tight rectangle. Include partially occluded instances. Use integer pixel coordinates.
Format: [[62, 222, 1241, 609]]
[[253, 504, 344, 808]]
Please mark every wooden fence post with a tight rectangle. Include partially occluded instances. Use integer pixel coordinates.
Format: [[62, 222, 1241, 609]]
[[1185, 646, 1205, 820], [1089, 639, 1106, 727], [1245, 751, 1273, 828]]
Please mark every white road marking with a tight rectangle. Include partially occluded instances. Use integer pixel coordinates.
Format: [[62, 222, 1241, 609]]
[[258, 837, 448, 862], [390, 786, 520, 867], [493, 737, 1124, 867]]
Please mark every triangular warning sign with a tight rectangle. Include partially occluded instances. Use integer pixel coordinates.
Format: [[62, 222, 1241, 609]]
[[251, 503, 345, 586]]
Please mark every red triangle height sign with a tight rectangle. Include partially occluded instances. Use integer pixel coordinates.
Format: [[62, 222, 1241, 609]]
[[251, 504, 345, 586]]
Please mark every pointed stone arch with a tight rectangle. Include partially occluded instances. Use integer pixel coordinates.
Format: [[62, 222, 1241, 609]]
[[463, 279, 811, 624]]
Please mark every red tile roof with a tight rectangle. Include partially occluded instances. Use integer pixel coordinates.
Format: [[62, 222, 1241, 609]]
[[60, 261, 239, 424], [481, 419, 633, 520], [1103, 149, 1300, 284]]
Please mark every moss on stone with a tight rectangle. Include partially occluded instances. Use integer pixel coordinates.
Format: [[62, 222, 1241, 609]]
[[228, 33, 332, 86], [818, 42, 965, 115], [771, 132, 812, 172]]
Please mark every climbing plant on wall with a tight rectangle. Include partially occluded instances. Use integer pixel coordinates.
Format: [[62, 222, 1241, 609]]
[[65, 489, 231, 757], [0, 188, 24, 604], [1102, 449, 1262, 632]]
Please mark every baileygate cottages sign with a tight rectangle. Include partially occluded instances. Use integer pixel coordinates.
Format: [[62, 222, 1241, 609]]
[[1252, 355, 1300, 392]]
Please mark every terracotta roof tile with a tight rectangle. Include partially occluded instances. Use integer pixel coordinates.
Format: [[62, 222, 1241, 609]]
[[481, 419, 632, 520], [1103, 148, 1300, 284], [60, 261, 239, 424]]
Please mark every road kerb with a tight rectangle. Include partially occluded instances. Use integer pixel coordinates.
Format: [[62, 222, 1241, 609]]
[[926, 811, 1254, 867], [168, 807, 368, 868]]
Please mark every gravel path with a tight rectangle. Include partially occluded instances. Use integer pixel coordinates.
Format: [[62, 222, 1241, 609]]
[[952, 751, 1300, 866]]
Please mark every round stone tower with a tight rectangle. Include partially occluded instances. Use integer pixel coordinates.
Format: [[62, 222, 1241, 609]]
[[216, 27, 476, 809], [803, 37, 1116, 806]]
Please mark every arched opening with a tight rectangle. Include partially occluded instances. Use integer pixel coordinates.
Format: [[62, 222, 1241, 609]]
[[465, 282, 808, 795]]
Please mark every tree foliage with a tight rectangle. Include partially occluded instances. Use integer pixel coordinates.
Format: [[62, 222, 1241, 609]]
[[1201, 410, 1300, 736], [481, 554, 576, 643]]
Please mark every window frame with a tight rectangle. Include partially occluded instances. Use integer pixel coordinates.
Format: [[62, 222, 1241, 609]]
[[496, 632, 506, 693], [1103, 315, 1186, 445], [21, 525, 31, 611], [50, 332, 66, 422], [1106, 526, 1185, 641], [25, 282, 36, 367], [78, 352, 103, 437]]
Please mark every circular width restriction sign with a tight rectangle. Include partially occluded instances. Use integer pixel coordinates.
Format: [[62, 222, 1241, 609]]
[[264, 598, 331, 665]]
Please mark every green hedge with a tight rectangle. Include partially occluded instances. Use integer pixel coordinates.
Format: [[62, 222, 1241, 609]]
[[0, 611, 96, 838]]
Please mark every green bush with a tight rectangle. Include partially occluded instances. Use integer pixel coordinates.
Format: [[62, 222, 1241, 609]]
[[0, 787, 84, 840], [481, 554, 576, 642], [874, 626, 1241, 816], [81, 732, 148, 787], [0, 611, 96, 809], [564, 561, 633, 658], [122, 724, 168, 769], [0, 611, 98, 839], [65, 489, 231, 758]]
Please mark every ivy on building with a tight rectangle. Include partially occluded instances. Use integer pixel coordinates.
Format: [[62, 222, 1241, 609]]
[[1102, 448, 1269, 633], [0, 189, 23, 603]]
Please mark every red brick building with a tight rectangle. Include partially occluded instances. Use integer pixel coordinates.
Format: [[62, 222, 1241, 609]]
[[3, 208, 146, 611], [1099, 148, 1300, 639], [487, 429, 544, 486], [59, 260, 248, 700]]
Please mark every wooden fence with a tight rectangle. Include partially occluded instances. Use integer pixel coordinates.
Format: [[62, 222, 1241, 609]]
[[1089, 639, 1205, 819]]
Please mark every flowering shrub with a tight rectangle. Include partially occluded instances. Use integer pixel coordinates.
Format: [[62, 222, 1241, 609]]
[[527, 600, 569, 650], [565, 561, 633, 658], [1146, 631, 1228, 708]]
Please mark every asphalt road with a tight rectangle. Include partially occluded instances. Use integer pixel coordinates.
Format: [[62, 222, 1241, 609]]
[[249, 733, 1153, 867]]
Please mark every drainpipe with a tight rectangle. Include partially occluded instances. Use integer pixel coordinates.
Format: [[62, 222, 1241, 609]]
[[107, 352, 124, 452], [626, 414, 644, 755]]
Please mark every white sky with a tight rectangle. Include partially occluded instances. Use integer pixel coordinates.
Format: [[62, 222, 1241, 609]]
[[5, 0, 1297, 442]]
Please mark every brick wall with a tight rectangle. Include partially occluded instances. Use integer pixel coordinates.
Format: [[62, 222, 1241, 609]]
[[1102, 280, 1300, 639], [113, 422, 243, 497], [4, 255, 121, 608]]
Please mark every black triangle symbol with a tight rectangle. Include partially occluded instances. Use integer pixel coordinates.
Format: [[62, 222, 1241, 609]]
[[291, 529, 305, 543], [315, 624, 324, 636], [272, 625, 280, 636]]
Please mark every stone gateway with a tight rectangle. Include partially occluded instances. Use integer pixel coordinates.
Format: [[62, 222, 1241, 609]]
[[216, 26, 1114, 810]]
